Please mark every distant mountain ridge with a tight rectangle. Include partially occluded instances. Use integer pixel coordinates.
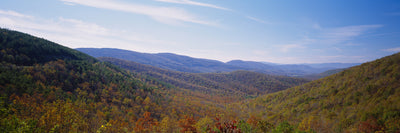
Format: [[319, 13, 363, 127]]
[[76, 48, 242, 73], [3, 28, 399, 132], [300, 68, 347, 80], [77, 48, 359, 77], [99, 57, 309, 102]]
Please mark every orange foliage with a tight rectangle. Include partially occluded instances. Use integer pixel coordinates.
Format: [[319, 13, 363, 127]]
[[179, 116, 197, 133], [135, 111, 158, 132]]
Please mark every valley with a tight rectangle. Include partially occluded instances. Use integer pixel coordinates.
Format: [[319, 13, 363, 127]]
[[77, 48, 357, 77], [1, 28, 399, 132]]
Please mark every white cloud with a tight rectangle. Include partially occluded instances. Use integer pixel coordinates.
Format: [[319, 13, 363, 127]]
[[0, 10, 33, 19], [278, 24, 382, 53], [246, 16, 270, 24], [155, 0, 230, 11], [61, 0, 217, 26], [383, 47, 400, 52], [0, 10, 176, 51], [277, 36, 315, 53], [58, 17, 109, 36], [280, 44, 305, 53], [333, 47, 343, 52], [320, 24, 383, 44]]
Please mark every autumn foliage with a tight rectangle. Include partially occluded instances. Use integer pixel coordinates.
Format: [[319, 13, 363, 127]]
[[1, 28, 400, 132]]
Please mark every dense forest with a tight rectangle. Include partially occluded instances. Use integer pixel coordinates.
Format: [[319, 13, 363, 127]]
[[0, 28, 229, 132], [229, 52, 400, 132], [1, 28, 400, 132], [100, 57, 308, 103]]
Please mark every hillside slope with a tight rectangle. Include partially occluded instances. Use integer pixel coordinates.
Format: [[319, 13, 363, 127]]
[[0, 29, 228, 132], [0, 28, 174, 132], [299, 68, 347, 80], [3, 28, 397, 132], [99, 57, 309, 103], [235, 52, 400, 132], [78, 48, 356, 77], [77, 48, 243, 73]]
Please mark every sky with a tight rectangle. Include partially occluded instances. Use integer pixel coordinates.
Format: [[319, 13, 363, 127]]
[[1, 0, 400, 64]]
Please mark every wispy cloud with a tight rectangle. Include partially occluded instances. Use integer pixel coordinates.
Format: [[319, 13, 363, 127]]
[[320, 24, 383, 44], [61, 0, 217, 26], [0, 10, 176, 51], [383, 47, 400, 52], [155, 0, 230, 11], [0, 10, 33, 19], [277, 36, 315, 53], [280, 44, 305, 53], [275, 24, 382, 54], [333, 47, 343, 52], [155, 1, 269, 25], [246, 16, 270, 24]]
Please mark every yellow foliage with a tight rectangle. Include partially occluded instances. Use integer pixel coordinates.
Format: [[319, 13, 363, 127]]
[[195, 116, 214, 133]]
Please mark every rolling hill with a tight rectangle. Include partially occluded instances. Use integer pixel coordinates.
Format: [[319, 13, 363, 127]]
[[0, 28, 176, 132], [2, 28, 398, 132], [77, 48, 358, 77], [99, 57, 309, 103], [232, 52, 400, 132], [299, 68, 347, 80], [76, 48, 243, 73], [0, 28, 310, 132], [0, 28, 230, 132]]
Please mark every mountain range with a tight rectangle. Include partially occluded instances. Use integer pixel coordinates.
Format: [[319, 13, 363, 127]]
[[1, 28, 399, 132], [77, 48, 359, 77], [99, 57, 309, 103]]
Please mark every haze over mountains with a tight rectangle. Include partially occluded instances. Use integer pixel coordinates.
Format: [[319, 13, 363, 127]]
[[99, 57, 309, 102], [77, 48, 359, 77], [1, 29, 399, 132]]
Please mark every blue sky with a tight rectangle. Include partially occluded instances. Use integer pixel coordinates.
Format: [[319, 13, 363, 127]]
[[1, 0, 399, 64]]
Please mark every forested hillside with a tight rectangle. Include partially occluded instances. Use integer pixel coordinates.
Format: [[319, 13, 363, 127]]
[[0, 28, 169, 132], [1, 28, 399, 132], [299, 68, 347, 80], [100, 57, 309, 103], [78, 48, 357, 77], [231, 52, 400, 132], [0, 28, 231, 132]]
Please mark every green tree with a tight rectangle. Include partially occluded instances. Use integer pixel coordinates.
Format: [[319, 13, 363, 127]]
[[272, 121, 294, 133]]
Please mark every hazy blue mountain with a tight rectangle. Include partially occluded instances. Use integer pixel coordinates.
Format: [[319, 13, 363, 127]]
[[226, 60, 339, 76], [77, 48, 359, 78], [304, 63, 361, 69], [226, 60, 276, 70], [299, 68, 347, 80], [76, 48, 243, 73], [99, 57, 309, 101], [226, 60, 291, 75]]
